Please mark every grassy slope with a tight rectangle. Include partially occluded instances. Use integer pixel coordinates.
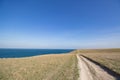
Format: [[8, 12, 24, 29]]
[[77, 48, 120, 74], [0, 54, 78, 80]]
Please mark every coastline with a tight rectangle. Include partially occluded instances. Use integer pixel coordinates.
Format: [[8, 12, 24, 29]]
[[0, 49, 74, 58], [0, 53, 70, 59]]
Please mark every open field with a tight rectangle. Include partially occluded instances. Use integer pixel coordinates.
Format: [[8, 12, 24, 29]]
[[77, 48, 120, 75], [0, 54, 78, 80]]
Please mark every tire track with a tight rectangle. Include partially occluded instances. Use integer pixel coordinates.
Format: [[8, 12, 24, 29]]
[[77, 54, 118, 80]]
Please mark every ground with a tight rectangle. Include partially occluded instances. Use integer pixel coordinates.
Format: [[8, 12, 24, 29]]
[[0, 54, 78, 80]]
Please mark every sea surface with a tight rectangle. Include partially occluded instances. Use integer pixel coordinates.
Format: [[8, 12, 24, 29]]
[[0, 49, 74, 58]]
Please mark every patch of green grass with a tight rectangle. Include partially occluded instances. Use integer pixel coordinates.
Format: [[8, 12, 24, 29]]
[[0, 54, 78, 80], [78, 48, 120, 74]]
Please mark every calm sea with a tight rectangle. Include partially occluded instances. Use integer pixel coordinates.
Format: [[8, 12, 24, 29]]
[[0, 49, 74, 58]]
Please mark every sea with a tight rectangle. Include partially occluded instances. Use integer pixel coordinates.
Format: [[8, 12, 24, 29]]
[[0, 49, 74, 58]]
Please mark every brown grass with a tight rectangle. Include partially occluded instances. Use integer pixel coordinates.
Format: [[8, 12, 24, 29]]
[[0, 54, 78, 80], [77, 48, 120, 74]]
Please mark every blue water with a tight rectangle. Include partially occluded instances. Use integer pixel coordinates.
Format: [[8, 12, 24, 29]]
[[0, 49, 74, 58]]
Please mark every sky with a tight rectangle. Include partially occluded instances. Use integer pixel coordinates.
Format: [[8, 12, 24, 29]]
[[0, 0, 120, 49]]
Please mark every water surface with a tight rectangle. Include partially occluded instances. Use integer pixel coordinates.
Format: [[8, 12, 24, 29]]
[[0, 49, 74, 58]]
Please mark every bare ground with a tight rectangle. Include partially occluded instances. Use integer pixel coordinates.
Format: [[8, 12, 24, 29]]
[[77, 54, 119, 80]]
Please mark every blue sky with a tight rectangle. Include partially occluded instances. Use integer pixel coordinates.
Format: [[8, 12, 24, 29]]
[[0, 0, 120, 49]]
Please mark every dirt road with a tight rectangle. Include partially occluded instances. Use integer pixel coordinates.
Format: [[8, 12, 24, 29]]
[[76, 54, 119, 80]]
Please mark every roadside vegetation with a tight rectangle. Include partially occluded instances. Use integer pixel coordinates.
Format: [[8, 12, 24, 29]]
[[0, 54, 78, 80], [77, 48, 120, 74]]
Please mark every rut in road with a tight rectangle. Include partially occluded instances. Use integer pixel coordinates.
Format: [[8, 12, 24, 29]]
[[77, 54, 120, 80]]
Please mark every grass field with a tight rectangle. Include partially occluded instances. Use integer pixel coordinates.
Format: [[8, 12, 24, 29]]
[[0, 54, 78, 80], [77, 48, 120, 74]]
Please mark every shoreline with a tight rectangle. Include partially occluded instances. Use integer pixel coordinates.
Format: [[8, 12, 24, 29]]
[[0, 52, 71, 59]]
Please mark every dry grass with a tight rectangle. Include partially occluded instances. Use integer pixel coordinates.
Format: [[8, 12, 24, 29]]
[[0, 54, 78, 80], [77, 48, 120, 74]]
